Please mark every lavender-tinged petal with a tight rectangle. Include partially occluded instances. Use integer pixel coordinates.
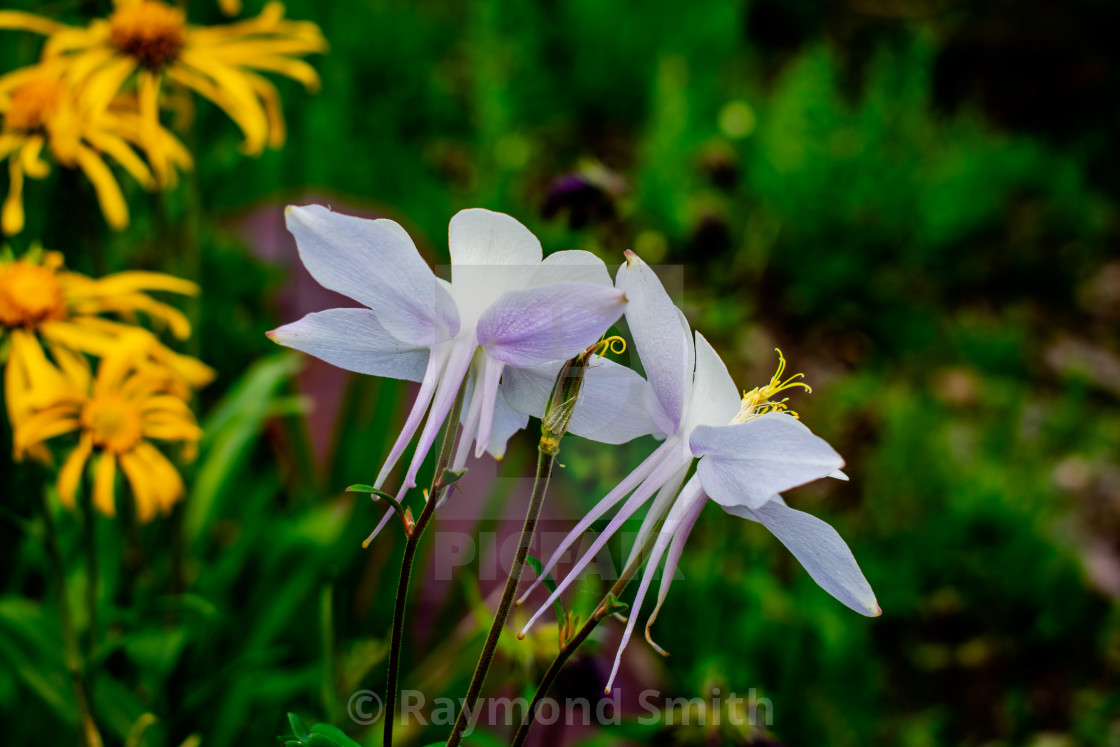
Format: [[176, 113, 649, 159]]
[[502, 357, 657, 445], [472, 353, 506, 458], [686, 331, 741, 429], [374, 343, 450, 489], [398, 338, 476, 495], [531, 249, 613, 287], [478, 281, 626, 367], [605, 515, 675, 694], [515, 438, 682, 605], [484, 387, 530, 460], [616, 253, 692, 433], [267, 308, 430, 381], [725, 497, 880, 616], [448, 208, 543, 268], [518, 452, 690, 636], [622, 461, 689, 571], [645, 476, 707, 651], [691, 413, 845, 510], [286, 205, 460, 346]]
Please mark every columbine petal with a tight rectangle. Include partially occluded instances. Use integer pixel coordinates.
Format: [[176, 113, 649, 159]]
[[531, 249, 613, 287], [691, 412, 844, 510], [285, 204, 460, 346], [606, 474, 705, 693], [516, 438, 683, 607], [519, 449, 689, 636], [483, 387, 530, 460], [476, 282, 626, 367], [616, 251, 692, 434], [448, 207, 543, 268], [725, 496, 880, 616], [267, 308, 429, 381], [685, 331, 741, 430], [501, 357, 657, 444]]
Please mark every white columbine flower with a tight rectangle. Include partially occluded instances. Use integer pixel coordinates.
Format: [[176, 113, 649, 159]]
[[516, 251, 880, 693], [268, 205, 628, 539]]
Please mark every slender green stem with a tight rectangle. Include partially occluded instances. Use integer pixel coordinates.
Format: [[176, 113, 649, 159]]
[[78, 487, 98, 654], [40, 491, 104, 747], [383, 383, 467, 747], [510, 526, 662, 747], [445, 447, 556, 747]]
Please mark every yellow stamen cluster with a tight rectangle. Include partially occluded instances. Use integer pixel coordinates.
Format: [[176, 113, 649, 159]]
[[730, 348, 812, 425], [0, 260, 67, 327], [109, 2, 188, 70], [5, 77, 62, 131]]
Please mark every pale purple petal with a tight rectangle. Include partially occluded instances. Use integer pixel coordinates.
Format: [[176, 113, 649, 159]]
[[519, 451, 690, 636], [645, 477, 707, 653], [448, 208, 543, 268], [268, 308, 429, 382], [685, 331, 741, 430], [501, 357, 657, 445], [516, 438, 683, 606], [477, 282, 626, 367], [286, 205, 460, 346], [374, 343, 451, 489], [531, 249, 613, 287], [725, 496, 880, 616], [616, 252, 692, 434], [691, 413, 844, 510]]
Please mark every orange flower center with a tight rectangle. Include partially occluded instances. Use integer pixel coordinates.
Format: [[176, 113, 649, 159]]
[[109, 1, 188, 69], [0, 261, 67, 328], [82, 393, 143, 454], [4, 78, 63, 131]]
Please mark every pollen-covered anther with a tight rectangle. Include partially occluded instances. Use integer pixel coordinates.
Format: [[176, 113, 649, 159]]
[[109, 1, 188, 69], [4, 78, 64, 131], [82, 393, 144, 454], [730, 348, 812, 425], [0, 261, 67, 327]]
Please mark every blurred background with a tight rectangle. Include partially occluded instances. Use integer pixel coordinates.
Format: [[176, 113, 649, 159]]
[[2, 0, 1119, 745]]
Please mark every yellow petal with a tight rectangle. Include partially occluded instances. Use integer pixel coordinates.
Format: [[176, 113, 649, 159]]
[[74, 144, 129, 230], [39, 319, 117, 357], [13, 408, 79, 458], [118, 449, 157, 522], [83, 130, 154, 190], [0, 11, 67, 36], [19, 136, 50, 179], [88, 271, 199, 297], [218, 0, 242, 15], [57, 435, 93, 509], [80, 55, 138, 114], [2, 158, 25, 236], [92, 451, 117, 517], [135, 441, 184, 513], [170, 56, 268, 155]]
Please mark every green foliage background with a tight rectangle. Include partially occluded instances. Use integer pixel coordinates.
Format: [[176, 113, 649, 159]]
[[2, 0, 1119, 745]]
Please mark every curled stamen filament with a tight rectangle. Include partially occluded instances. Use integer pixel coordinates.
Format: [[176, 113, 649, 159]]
[[593, 334, 627, 358]]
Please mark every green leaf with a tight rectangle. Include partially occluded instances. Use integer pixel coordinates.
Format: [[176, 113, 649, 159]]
[[525, 555, 564, 623], [287, 713, 310, 739], [438, 467, 468, 486], [308, 724, 363, 747]]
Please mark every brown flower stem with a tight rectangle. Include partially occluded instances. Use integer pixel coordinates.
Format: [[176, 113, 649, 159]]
[[40, 489, 104, 747], [445, 446, 556, 747], [509, 527, 662, 747], [383, 381, 467, 747]]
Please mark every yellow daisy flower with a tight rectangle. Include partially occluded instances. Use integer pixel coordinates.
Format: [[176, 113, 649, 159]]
[[0, 248, 214, 428], [0, 65, 191, 235], [0, 0, 327, 169], [13, 338, 202, 521]]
